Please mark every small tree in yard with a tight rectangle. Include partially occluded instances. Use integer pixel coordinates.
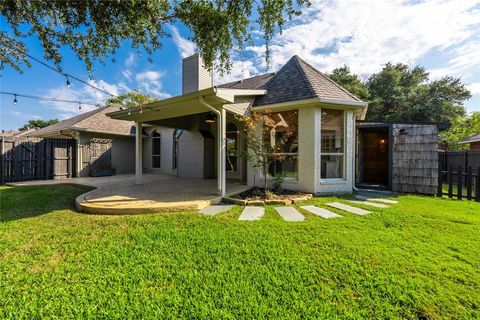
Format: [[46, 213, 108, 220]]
[[237, 110, 295, 193]]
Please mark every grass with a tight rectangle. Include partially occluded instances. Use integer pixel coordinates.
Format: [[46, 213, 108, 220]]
[[1, 185, 479, 319]]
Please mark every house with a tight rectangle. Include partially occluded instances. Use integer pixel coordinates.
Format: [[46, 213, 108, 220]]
[[0, 128, 36, 138], [28, 105, 137, 177], [459, 132, 480, 150], [108, 54, 368, 196]]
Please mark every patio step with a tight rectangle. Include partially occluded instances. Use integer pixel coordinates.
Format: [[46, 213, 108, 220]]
[[199, 204, 234, 216], [238, 206, 265, 221], [300, 205, 342, 219], [355, 195, 398, 204], [274, 207, 305, 222], [326, 202, 371, 215], [348, 200, 389, 208]]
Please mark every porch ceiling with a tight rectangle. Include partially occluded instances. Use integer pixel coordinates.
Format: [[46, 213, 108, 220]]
[[107, 87, 265, 123]]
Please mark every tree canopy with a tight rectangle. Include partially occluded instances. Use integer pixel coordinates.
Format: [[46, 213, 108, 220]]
[[107, 90, 156, 108], [19, 118, 58, 131], [441, 112, 480, 150], [328, 63, 471, 124], [0, 0, 309, 74]]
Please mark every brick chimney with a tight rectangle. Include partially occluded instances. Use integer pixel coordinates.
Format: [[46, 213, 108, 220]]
[[182, 54, 213, 94]]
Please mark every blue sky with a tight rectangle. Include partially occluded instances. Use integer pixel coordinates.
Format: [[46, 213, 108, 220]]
[[1, 0, 479, 131]]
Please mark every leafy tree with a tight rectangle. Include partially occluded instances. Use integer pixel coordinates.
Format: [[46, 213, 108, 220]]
[[19, 119, 58, 131], [327, 66, 369, 101], [0, 0, 309, 74], [366, 63, 470, 123], [107, 90, 156, 108], [441, 112, 480, 150]]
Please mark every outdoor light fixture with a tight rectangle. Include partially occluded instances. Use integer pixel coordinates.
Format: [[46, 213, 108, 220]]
[[380, 138, 386, 144], [13, 94, 17, 105], [66, 75, 71, 88], [205, 112, 215, 124]]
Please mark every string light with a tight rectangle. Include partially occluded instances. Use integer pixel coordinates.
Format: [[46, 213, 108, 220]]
[[128, 108, 131, 115], [13, 94, 17, 105], [1, 91, 98, 107], [66, 75, 71, 88], [78, 102, 82, 110]]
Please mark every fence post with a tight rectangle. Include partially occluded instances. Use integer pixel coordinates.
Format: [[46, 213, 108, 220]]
[[457, 165, 462, 200], [437, 165, 443, 197], [476, 166, 480, 202], [466, 166, 472, 201], [448, 165, 453, 198]]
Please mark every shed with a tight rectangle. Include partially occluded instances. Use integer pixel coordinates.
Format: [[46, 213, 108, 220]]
[[356, 122, 440, 195]]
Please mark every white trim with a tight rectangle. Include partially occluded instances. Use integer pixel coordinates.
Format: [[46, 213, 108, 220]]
[[253, 97, 368, 112]]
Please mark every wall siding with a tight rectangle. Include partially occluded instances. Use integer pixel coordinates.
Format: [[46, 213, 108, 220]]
[[391, 124, 438, 194]]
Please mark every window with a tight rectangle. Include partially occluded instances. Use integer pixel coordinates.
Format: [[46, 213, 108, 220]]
[[320, 109, 344, 179], [152, 130, 161, 168], [226, 122, 238, 172], [263, 110, 298, 178]]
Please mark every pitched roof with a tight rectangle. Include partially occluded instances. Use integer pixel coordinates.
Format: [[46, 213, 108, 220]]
[[459, 132, 480, 144], [30, 105, 135, 137], [251, 55, 362, 107], [217, 72, 275, 90]]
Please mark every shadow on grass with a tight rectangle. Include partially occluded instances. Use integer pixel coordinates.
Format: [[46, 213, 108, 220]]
[[0, 185, 94, 222]]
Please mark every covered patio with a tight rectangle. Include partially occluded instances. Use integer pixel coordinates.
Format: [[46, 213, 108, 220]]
[[9, 174, 249, 214]]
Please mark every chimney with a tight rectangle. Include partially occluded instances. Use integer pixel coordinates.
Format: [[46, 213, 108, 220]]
[[182, 54, 213, 94]]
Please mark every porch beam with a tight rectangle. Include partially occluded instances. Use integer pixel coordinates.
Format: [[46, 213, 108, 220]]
[[135, 122, 143, 185]]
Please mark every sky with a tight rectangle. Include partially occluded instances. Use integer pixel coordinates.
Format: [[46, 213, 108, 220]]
[[1, 0, 479, 131]]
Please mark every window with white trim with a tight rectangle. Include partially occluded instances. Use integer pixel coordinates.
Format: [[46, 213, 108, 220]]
[[263, 110, 298, 178], [320, 109, 344, 179], [152, 130, 161, 168]]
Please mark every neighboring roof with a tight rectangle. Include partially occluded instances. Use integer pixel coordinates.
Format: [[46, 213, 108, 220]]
[[218, 72, 275, 90], [31, 105, 135, 137], [0, 128, 36, 138], [459, 132, 480, 144], [252, 55, 363, 107]]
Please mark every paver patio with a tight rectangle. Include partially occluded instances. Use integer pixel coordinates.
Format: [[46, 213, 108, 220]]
[[9, 174, 248, 214]]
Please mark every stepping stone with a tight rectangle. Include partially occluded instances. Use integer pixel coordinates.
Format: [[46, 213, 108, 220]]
[[300, 205, 342, 219], [238, 206, 264, 221], [199, 204, 234, 216], [274, 207, 305, 222], [348, 200, 389, 208], [326, 202, 371, 215], [355, 195, 398, 204]]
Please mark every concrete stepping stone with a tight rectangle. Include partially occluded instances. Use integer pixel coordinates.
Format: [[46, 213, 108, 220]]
[[199, 204, 234, 216], [326, 202, 371, 215], [355, 195, 398, 204], [274, 207, 305, 222], [300, 205, 342, 219], [238, 206, 265, 221], [348, 200, 389, 208]]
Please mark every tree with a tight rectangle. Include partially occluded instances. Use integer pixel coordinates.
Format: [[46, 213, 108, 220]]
[[366, 63, 470, 123], [1, 0, 309, 74], [19, 119, 58, 131], [327, 66, 369, 101], [441, 112, 480, 150], [107, 90, 156, 108]]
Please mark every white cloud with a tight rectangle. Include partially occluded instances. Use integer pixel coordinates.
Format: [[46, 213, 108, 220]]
[[169, 25, 196, 58], [244, 0, 479, 76], [122, 69, 132, 82], [125, 52, 135, 67], [468, 83, 480, 95], [10, 110, 42, 120], [214, 59, 260, 85], [135, 70, 171, 99]]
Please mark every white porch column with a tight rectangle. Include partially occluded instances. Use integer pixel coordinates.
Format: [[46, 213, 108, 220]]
[[135, 122, 143, 185], [220, 108, 227, 197]]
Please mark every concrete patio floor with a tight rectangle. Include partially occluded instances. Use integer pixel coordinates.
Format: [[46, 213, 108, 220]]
[[9, 174, 249, 214]]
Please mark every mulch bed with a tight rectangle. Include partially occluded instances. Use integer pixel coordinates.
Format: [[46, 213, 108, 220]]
[[224, 188, 313, 206]]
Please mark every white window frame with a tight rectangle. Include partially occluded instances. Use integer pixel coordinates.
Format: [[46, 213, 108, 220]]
[[320, 109, 346, 181], [151, 130, 161, 169]]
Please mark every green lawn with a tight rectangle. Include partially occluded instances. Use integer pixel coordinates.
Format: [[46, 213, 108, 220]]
[[1, 185, 479, 319]]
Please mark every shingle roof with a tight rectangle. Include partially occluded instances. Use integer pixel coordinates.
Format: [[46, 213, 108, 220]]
[[217, 72, 275, 90], [251, 55, 362, 107], [459, 132, 480, 144], [31, 105, 135, 136]]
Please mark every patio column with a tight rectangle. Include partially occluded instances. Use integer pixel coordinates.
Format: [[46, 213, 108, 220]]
[[135, 122, 143, 185], [220, 108, 227, 197]]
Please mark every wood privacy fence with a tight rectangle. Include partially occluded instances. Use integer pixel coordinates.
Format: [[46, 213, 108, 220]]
[[0, 137, 76, 185], [438, 150, 480, 175], [437, 165, 480, 201]]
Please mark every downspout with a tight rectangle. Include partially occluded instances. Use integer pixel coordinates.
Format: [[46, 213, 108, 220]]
[[199, 94, 224, 196], [352, 110, 362, 192]]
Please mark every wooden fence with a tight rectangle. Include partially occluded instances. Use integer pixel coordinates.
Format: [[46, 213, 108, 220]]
[[438, 150, 480, 175], [1, 137, 76, 185], [437, 165, 480, 201]]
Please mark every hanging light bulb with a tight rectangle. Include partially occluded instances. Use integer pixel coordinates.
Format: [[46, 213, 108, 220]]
[[66, 75, 71, 88], [139, 106, 143, 114], [78, 102, 82, 110], [13, 94, 17, 105], [128, 108, 131, 115]]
